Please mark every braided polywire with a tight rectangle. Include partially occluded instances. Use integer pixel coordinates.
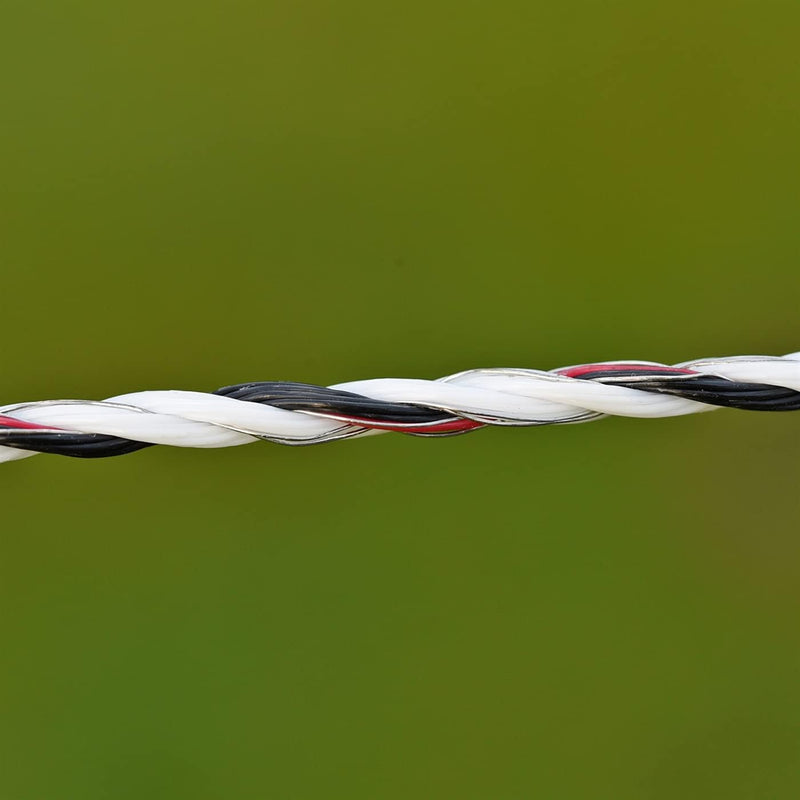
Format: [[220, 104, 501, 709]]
[[2, 352, 800, 463]]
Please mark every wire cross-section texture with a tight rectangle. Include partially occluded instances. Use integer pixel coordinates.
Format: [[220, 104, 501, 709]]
[[3, 353, 800, 463]]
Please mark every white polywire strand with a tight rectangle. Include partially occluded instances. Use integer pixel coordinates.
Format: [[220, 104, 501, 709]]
[[0, 394, 348, 446], [0, 401, 254, 447], [2, 353, 800, 463], [106, 391, 351, 441], [679, 356, 800, 391], [334, 375, 708, 420], [445, 370, 709, 417]]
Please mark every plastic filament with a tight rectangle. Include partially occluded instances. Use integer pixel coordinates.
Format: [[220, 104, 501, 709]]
[[2, 352, 799, 463]]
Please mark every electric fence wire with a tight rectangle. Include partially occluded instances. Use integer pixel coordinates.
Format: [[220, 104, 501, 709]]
[[3, 352, 800, 463]]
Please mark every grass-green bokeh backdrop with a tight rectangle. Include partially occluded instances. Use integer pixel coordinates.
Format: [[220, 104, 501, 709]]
[[2, 2, 800, 797]]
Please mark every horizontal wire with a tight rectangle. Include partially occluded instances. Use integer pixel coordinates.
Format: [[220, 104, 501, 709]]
[[2, 352, 799, 462]]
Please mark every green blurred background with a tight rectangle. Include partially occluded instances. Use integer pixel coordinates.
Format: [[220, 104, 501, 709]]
[[2, 1, 800, 797]]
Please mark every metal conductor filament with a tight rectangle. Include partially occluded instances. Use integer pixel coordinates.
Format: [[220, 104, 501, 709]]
[[2, 352, 800, 463]]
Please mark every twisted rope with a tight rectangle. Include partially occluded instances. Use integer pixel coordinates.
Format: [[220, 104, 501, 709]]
[[3, 352, 800, 463]]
